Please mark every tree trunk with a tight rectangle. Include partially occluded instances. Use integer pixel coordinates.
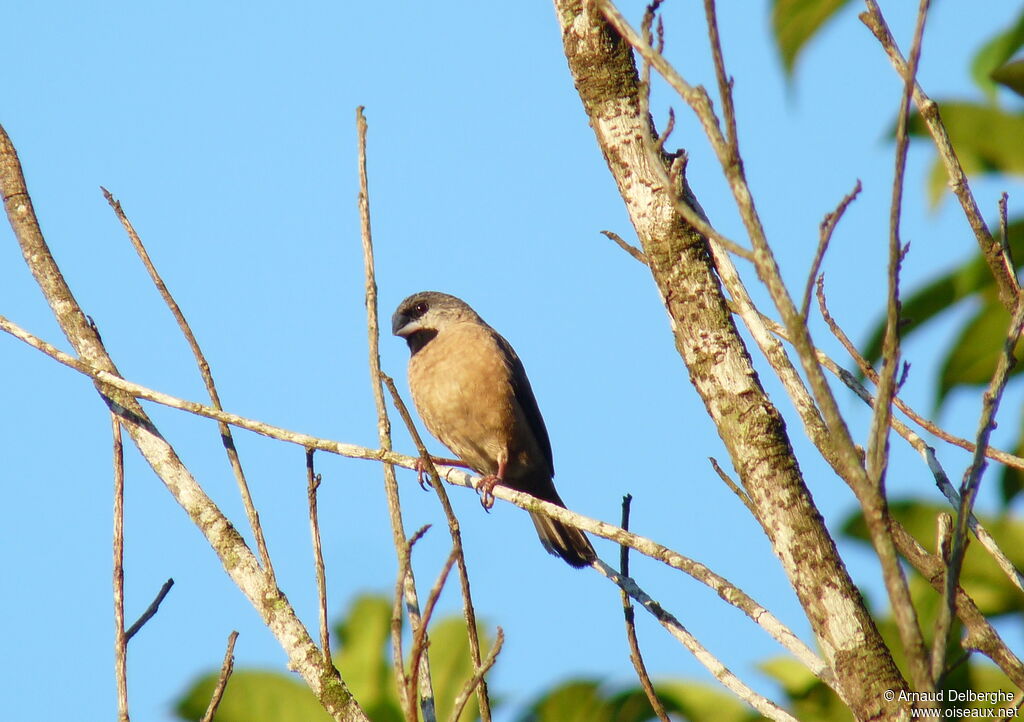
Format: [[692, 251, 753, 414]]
[[552, 3, 909, 719]]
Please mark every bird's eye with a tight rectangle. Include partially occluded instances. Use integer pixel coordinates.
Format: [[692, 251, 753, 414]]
[[413, 302, 428, 316]]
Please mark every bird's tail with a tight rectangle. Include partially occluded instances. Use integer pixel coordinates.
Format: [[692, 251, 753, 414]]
[[529, 508, 596, 569]]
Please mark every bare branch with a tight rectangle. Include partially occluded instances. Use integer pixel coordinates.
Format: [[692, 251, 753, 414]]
[[700, 0, 737, 156], [102, 187, 275, 584], [600, 230, 648, 265], [200, 631, 239, 722], [593, 560, 797, 722], [933, 300, 1024, 678], [446, 628, 504, 722], [306, 450, 332, 662], [860, 1, 1019, 311], [891, 525, 1024, 688], [862, 0, 933, 692], [815, 280, 1024, 594], [125, 578, 175, 642], [112, 417, 129, 722], [709, 457, 760, 524], [997, 193, 1016, 291], [407, 548, 459, 719], [801, 180, 862, 318], [356, 106, 436, 722], [619, 495, 670, 722], [728, 275, 1024, 684]]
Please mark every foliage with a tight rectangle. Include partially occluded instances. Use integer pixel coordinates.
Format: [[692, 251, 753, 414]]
[[176, 595, 491, 722], [771, 0, 850, 73]]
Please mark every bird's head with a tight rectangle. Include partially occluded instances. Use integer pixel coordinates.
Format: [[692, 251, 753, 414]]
[[392, 291, 482, 354]]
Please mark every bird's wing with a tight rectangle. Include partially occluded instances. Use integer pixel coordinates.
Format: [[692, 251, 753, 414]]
[[494, 332, 555, 478]]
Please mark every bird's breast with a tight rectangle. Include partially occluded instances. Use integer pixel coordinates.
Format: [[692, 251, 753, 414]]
[[407, 322, 517, 474]]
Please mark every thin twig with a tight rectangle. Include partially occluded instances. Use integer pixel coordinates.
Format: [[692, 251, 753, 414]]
[[701, 0, 737, 156], [446, 629, 504, 722], [814, 281, 1024, 594], [861, 0, 933, 693], [356, 106, 437, 722], [932, 300, 1024, 679], [407, 548, 459, 719], [384, 376, 493, 721], [102, 188, 275, 584], [200, 631, 239, 722], [306, 449, 331, 662], [997, 194, 1016, 291], [709, 457, 760, 523], [890, 524, 1024, 688], [125, 578, 175, 642], [860, 2, 1018, 312], [112, 417, 129, 722], [391, 528, 430, 722], [801, 181, 862, 318], [593, 560, 797, 722], [600, 230, 648, 265], [812, 278, 1024, 474], [619, 495, 670, 722]]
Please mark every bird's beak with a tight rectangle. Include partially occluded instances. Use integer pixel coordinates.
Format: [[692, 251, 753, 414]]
[[392, 312, 415, 337]]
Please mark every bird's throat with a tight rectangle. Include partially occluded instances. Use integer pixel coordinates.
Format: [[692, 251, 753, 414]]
[[405, 328, 438, 355]]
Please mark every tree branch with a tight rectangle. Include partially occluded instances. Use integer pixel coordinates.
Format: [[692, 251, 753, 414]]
[[102, 187, 276, 585], [356, 106, 436, 722], [860, 1, 1020, 312], [0, 122, 368, 722], [112, 417, 129, 722]]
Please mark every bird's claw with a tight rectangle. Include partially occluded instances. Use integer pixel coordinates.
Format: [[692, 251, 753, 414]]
[[477, 474, 501, 512], [414, 458, 432, 491]]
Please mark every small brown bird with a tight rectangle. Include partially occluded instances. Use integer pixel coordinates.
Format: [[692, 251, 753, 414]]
[[392, 291, 596, 568]]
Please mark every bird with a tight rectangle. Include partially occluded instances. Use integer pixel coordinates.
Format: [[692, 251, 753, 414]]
[[392, 291, 596, 568]]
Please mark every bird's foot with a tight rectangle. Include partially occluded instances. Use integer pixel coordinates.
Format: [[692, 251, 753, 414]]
[[414, 456, 472, 490], [414, 458, 432, 491], [477, 474, 502, 511]]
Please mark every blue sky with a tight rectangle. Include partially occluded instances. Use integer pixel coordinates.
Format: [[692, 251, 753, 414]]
[[2, 2, 1022, 720]]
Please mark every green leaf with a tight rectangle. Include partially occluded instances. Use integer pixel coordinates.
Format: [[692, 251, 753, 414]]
[[521, 679, 615, 722], [992, 58, 1024, 100], [333, 595, 404, 721], [331, 594, 495, 722], [907, 102, 1024, 183], [967, 664, 1017, 710], [175, 593, 497, 722], [842, 501, 1024, 617], [938, 297, 1024, 402], [653, 681, 758, 722], [759, 658, 851, 722], [175, 671, 333, 722], [970, 7, 1024, 98], [772, 0, 851, 74], [521, 679, 757, 722]]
